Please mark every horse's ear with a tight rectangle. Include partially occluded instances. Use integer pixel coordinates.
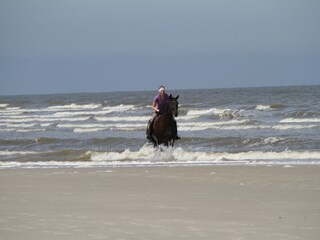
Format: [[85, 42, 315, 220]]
[[175, 95, 179, 100], [169, 94, 172, 99]]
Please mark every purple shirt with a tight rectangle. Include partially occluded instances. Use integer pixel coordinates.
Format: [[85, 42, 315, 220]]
[[153, 93, 169, 113]]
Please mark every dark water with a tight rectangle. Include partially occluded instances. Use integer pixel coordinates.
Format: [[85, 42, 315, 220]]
[[1, 85, 320, 168]]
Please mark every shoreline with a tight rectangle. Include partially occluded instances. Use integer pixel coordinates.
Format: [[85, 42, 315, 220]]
[[1, 165, 319, 239]]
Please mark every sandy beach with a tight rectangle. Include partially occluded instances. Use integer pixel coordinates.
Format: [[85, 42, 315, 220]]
[[0, 166, 319, 240]]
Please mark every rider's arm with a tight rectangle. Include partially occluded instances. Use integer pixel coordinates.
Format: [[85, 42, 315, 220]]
[[152, 101, 159, 112]]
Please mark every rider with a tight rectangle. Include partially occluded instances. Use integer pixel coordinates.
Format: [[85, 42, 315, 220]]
[[146, 86, 180, 141]]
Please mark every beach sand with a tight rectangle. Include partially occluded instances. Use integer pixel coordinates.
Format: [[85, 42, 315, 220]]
[[0, 166, 319, 240]]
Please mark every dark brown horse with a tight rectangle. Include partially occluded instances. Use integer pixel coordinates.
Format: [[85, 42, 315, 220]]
[[150, 95, 179, 147]]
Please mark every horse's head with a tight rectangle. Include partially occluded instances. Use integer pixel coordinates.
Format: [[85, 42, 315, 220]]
[[167, 95, 179, 117]]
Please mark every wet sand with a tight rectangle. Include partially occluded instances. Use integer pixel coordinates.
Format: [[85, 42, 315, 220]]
[[0, 166, 319, 239]]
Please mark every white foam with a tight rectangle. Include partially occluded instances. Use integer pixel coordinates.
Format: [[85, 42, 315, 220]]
[[48, 104, 136, 117], [187, 108, 216, 116], [73, 127, 108, 133], [178, 123, 269, 131], [255, 105, 271, 110], [57, 123, 104, 128], [102, 104, 135, 111], [0, 104, 9, 108], [0, 107, 24, 115], [52, 111, 93, 117], [48, 103, 102, 110], [58, 123, 145, 128], [178, 122, 318, 131], [177, 115, 199, 120], [40, 123, 52, 127], [0, 128, 46, 132], [273, 124, 319, 130], [280, 118, 320, 123], [56, 122, 145, 132], [262, 137, 284, 144], [5, 123, 37, 128], [95, 116, 150, 122], [0, 150, 39, 156], [186, 108, 241, 120], [4, 107, 21, 110], [0, 128, 16, 132], [91, 147, 320, 164], [1, 148, 320, 169], [16, 128, 46, 132], [0, 116, 90, 123], [180, 120, 248, 127], [212, 108, 241, 118]]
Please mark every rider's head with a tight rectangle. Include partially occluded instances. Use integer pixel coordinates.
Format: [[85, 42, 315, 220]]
[[158, 86, 165, 95]]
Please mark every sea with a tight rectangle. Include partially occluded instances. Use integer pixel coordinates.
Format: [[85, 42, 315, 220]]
[[0, 85, 320, 169]]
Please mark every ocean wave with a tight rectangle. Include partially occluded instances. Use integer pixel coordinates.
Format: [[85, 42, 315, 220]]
[[0, 104, 135, 117], [212, 108, 242, 119], [0, 116, 90, 123], [0, 149, 91, 162], [102, 104, 135, 111], [3, 123, 37, 128], [0, 128, 46, 132], [17, 128, 46, 132], [48, 103, 102, 110], [186, 108, 241, 119], [55, 121, 320, 132], [280, 118, 320, 123], [0, 107, 58, 115], [57, 123, 106, 128], [0, 150, 39, 156], [0, 107, 23, 115], [90, 145, 320, 163], [73, 127, 108, 133], [245, 137, 286, 147], [1, 146, 320, 169], [255, 104, 286, 110], [286, 111, 320, 118], [187, 108, 216, 116], [52, 109, 134, 117], [52, 111, 95, 117], [0, 139, 35, 145], [73, 126, 145, 132], [0, 104, 9, 108], [95, 116, 150, 122], [58, 123, 145, 129], [179, 123, 319, 131], [273, 124, 319, 130]]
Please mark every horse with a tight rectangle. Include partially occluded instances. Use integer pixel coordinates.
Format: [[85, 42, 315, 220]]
[[150, 95, 179, 147]]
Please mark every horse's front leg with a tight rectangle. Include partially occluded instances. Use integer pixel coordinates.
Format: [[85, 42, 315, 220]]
[[152, 135, 159, 148]]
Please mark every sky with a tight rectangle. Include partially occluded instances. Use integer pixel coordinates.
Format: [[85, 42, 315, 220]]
[[0, 0, 319, 95]]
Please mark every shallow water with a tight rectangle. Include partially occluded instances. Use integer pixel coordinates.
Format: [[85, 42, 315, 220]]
[[1, 85, 320, 168]]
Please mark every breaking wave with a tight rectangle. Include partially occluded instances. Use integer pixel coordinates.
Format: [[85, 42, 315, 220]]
[[1, 145, 320, 169]]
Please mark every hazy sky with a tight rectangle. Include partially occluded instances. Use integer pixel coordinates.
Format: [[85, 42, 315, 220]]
[[1, 0, 319, 95]]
